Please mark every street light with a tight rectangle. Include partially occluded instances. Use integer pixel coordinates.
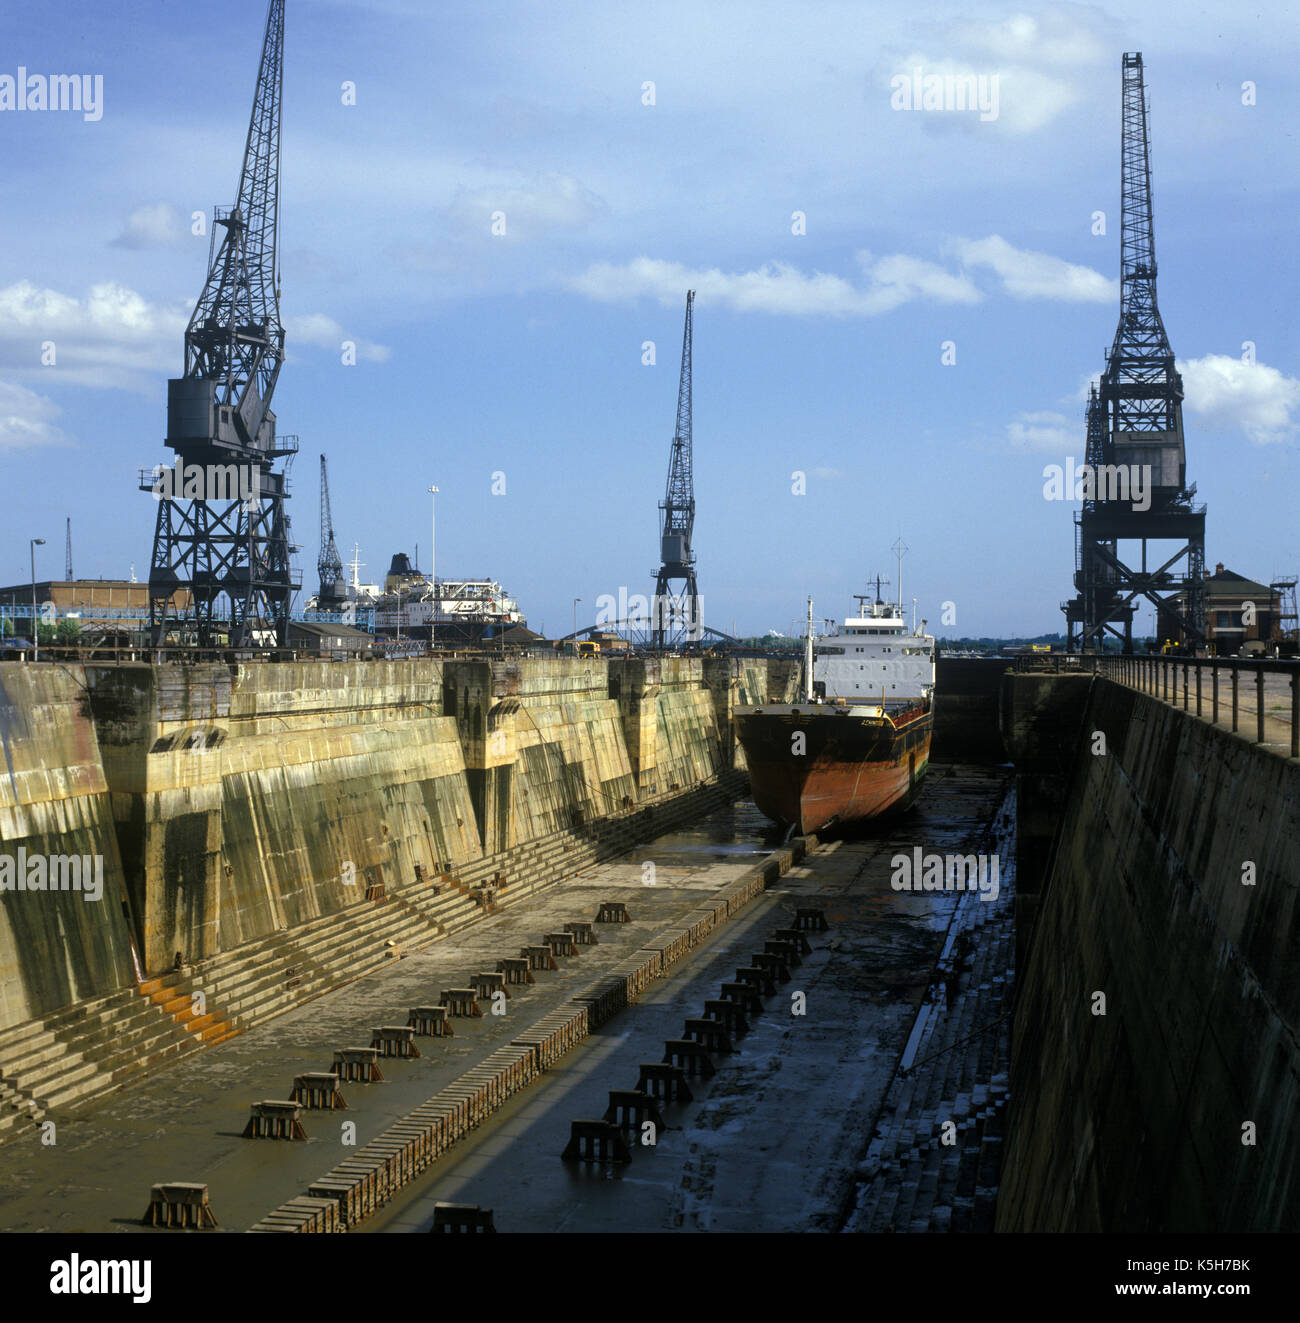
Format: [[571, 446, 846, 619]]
[[30, 538, 45, 661], [428, 485, 439, 651], [573, 597, 581, 641]]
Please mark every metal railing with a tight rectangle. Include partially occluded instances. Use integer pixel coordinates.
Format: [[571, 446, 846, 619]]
[[1012, 653, 1300, 758]]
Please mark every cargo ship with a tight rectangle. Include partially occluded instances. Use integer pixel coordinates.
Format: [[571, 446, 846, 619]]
[[734, 587, 935, 834]]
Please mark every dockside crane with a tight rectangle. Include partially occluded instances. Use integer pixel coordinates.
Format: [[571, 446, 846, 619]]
[[652, 290, 701, 649], [144, 0, 299, 648], [1064, 52, 1206, 652], [317, 454, 347, 609]]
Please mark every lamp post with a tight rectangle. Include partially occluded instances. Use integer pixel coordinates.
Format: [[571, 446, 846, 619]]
[[428, 485, 439, 651], [573, 597, 581, 642], [30, 538, 45, 661]]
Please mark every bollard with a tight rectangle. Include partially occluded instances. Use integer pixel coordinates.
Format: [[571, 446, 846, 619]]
[[408, 1005, 455, 1036], [773, 927, 813, 955], [794, 907, 828, 931], [371, 1025, 422, 1058], [431, 1202, 496, 1233], [636, 1062, 695, 1104], [142, 1182, 218, 1229], [497, 957, 534, 985], [765, 937, 801, 967], [603, 1089, 667, 1133], [290, 1072, 349, 1109], [561, 1119, 632, 1163], [752, 951, 790, 984], [683, 1016, 733, 1054], [521, 945, 558, 972], [736, 965, 776, 997], [719, 981, 763, 1015], [242, 1100, 308, 1140], [596, 901, 630, 923], [703, 998, 748, 1036], [471, 971, 510, 1000], [564, 921, 599, 946], [543, 932, 579, 957], [662, 1039, 716, 1078], [440, 988, 483, 1017], [332, 1047, 386, 1083]]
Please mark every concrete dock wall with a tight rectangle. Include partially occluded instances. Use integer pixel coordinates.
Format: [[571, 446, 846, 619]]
[[83, 662, 481, 973], [998, 676, 1300, 1231], [0, 665, 137, 1027], [0, 655, 795, 1034]]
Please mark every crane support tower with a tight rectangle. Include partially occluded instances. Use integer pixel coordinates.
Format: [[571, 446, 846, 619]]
[[1064, 52, 1206, 652], [144, 0, 299, 648], [652, 290, 701, 649]]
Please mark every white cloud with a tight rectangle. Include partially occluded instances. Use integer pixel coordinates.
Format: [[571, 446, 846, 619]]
[[286, 313, 391, 364], [570, 251, 980, 317], [111, 202, 186, 250], [0, 381, 70, 450], [949, 235, 1115, 302], [447, 172, 605, 242], [569, 237, 1109, 317], [1006, 409, 1078, 452], [959, 12, 1107, 68], [1179, 354, 1300, 444], [0, 280, 186, 390], [885, 12, 1107, 135], [0, 282, 389, 389]]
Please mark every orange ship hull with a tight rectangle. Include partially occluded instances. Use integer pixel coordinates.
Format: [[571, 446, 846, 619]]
[[735, 702, 931, 835]]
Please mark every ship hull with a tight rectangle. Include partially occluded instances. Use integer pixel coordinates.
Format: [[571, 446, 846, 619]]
[[735, 704, 931, 835]]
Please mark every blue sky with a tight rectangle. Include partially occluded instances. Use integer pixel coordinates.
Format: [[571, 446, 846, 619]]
[[0, 0, 1296, 638]]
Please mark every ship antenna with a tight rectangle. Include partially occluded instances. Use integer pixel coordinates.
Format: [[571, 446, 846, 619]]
[[892, 537, 909, 614], [805, 596, 814, 703]]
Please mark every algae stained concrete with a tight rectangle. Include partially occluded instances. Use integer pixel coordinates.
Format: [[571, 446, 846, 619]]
[[83, 661, 481, 975], [0, 664, 136, 1027], [3, 655, 799, 1025], [998, 677, 1300, 1232]]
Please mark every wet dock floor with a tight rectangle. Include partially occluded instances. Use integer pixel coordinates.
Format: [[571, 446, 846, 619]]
[[368, 763, 1012, 1233], [0, 764, 1009, 1234]]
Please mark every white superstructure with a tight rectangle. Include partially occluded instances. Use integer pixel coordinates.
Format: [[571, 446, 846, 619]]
[[812, 596, 935, 703]]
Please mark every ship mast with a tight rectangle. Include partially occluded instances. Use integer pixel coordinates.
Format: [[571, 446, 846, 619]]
[[804, 597, 815, 703], [892, 537, 908, 615]]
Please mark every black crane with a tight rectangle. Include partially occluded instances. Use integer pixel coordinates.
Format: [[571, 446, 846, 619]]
[[652, 290, 701, 649], [144, 0, 299, 648], [317, 454, 347, 609], [1064, 52, 1206, 652]]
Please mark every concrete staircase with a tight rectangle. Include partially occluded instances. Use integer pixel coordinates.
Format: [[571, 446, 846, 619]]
[[847, 857, 1016, 1232], [0, 773, 747, 1143]]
